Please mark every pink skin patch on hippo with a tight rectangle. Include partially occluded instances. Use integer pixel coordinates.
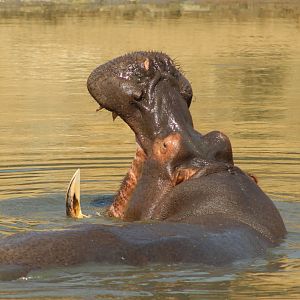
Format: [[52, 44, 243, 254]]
[[152, 133, 182, 163], [152, 133, 199, 186]]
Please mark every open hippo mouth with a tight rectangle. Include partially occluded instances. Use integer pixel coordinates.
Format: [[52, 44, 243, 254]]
[[86, 51, 235, 220]]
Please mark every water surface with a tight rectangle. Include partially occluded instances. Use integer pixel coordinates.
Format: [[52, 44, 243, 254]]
[[0, 2, 300, 299]]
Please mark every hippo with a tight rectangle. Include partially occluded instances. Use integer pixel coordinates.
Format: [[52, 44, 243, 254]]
[[0, 52, 286, 275]]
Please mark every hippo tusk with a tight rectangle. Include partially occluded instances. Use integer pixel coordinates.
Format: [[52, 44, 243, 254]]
[[65, 169, 88, 218]]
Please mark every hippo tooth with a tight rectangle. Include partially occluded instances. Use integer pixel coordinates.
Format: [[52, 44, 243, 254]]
[[112, 112, 118, 121], [96, 105, 104, 112]]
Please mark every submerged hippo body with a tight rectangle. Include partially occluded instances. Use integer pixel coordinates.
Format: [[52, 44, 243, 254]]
[[0, 52, 286, 273]]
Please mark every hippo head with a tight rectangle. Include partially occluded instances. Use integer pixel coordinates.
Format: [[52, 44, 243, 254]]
[[87, 51, 234, 220]]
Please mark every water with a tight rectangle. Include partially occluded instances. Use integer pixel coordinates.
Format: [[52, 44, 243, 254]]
[[0, 1, 300, 298]]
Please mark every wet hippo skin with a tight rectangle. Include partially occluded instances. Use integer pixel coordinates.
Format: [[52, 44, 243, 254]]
[[0, 52, 286, 273]]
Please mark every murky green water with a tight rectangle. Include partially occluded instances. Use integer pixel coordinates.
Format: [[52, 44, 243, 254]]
[[0, 1, 300, 299]]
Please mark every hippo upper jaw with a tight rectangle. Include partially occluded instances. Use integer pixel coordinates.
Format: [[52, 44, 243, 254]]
[[87, 51, 194, 155]]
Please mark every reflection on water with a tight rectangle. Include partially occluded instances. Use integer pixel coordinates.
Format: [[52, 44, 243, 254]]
[[0, 1, 300, 299]]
